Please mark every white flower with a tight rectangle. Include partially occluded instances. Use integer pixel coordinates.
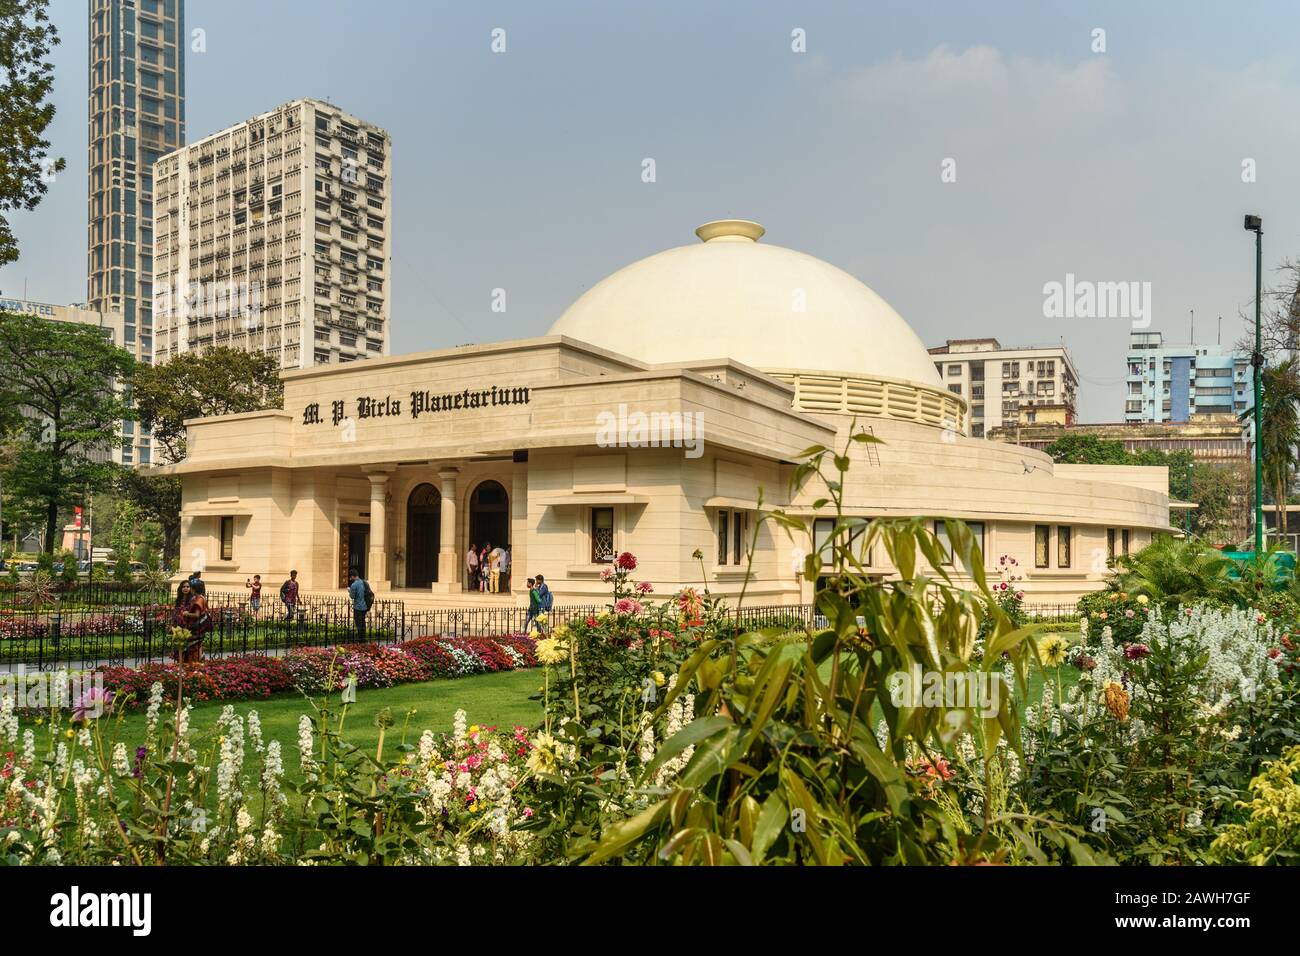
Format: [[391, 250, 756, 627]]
[[297, 715, 316, 771], [261, 740, 287, 806], [247, 711, 264, 754], [0, 695, 18, 742], [452, 709, 468, 745], [145, 682, 165, 742], [111, 742, 130, 776]]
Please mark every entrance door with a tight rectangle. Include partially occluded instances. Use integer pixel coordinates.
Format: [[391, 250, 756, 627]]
[[339, 524, 369, 587], [468, 480, 510, 589], [406, 483, 440, 587]]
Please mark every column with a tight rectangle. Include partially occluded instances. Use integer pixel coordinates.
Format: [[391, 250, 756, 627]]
[[363, 466, 395, 589], [434, 467, 459, 592], [511, 461, 528, 596]]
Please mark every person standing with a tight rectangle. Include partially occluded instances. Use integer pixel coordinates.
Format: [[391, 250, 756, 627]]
[[280, 569, 299, 622], [245, 574, 262, 614], [479, 542, 492, 592], [465, 542, 480, 592], [188, 569, 206, 597], [536, 573, 553, 614], [348, 569, 372, 642], [173, 579, 211, 662], [524, 577, 540, 634], [499, 545, 511, 593], [488, 544, 503, 593]]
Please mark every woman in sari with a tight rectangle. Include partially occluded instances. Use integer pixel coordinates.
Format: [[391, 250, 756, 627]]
[[173, 580, 212, 662]]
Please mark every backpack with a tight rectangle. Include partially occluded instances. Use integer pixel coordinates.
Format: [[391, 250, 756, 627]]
[[362, 581, 375, 611], [541, 586, 554, 611]]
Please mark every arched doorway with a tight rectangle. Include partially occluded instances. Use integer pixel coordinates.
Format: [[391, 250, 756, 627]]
[[405, 483, 441, 587], [468, 480, 510, 589]]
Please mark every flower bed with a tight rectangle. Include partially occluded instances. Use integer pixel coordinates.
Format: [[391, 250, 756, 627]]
[[97, 633, 539, 707]]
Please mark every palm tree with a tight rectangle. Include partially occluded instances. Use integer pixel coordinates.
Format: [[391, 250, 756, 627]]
[[1241, 358, 1300, 548], [1115, 535, 1237, 606]]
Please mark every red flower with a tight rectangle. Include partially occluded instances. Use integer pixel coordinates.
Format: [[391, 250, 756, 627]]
[[1124, 643, 1151, 660], [616, 552, 638, 571]]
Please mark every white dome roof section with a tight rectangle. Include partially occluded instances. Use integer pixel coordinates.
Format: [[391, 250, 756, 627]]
[[548, 220, 944, 389]]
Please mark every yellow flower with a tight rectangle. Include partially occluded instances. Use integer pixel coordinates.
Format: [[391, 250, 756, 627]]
[[469, 725, 479, 735], [1119, 592, 1129, 601], [1137, 594, 1149, 605], [534, 637, 569, 666], [652, 671, 665, 687], [1038, 635, 1070, 668], [65, 729, 75, 740], [526, 732, 558, 774]]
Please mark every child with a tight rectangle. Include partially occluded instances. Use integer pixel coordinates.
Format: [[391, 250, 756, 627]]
[[246, 574, 262, 614]]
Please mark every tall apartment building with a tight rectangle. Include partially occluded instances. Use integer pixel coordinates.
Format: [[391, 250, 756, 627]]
[[87, 0, 186, 467], [1124, 331, 1252, 424], [151, 99, 392, 371], [0, 296, 129, 465], [927, 338, 1079, 438]]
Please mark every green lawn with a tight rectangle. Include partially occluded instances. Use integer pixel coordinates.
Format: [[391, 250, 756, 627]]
[[102, 668, 545, 786]]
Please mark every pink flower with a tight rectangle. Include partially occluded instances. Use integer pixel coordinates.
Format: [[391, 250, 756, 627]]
[[1015, 591, 1024, 600], [599, 567, 615, 582], [636, 581, 653, 594], [614, 598, 644, 616], [1124, 644, 1150, 660], [522, 807, 534, 818], [1124, 609, 1135, 619]]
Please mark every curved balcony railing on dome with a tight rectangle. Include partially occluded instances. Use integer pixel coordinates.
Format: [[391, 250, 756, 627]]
[[767, 369, 969, 434]]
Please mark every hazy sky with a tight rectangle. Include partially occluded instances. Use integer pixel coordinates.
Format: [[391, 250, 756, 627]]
[[5, 0, 1300, 421]]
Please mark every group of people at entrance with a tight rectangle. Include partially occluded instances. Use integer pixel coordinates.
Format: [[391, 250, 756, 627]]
[[465, 542, 511, 592]]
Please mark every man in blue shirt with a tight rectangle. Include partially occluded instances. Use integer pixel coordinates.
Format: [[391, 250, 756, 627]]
[[347, 570, 370, 642], [536, 574, 553, 613]]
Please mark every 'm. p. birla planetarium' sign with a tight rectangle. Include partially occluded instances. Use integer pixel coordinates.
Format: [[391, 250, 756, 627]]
[[301, 385, 531, 428]]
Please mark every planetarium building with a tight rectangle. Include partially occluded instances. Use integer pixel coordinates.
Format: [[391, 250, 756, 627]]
[[167, 220, 1171, 605]]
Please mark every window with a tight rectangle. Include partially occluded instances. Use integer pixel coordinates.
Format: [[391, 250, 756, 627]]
[[933, 520, 984, 565], [591, 507, 614, 563], [732, 511, 744, 565], [717, 511, 729, 565], [1035, 525, 1050, 568], [1107, 528, 1116, 564], [219, 516, 234, 562], [1121, 529, 1131, 555], [1057, 526, 1072, 568]]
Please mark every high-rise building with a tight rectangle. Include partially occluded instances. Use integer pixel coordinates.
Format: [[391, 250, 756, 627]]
[[1124, 331, 1252, 423], [151, 98, 392, 370], [927, 338, 1079, 438], [86, 0, 186, 467]]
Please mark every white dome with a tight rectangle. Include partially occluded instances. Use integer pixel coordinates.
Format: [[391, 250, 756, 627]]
[[548, 220, 943, 389]]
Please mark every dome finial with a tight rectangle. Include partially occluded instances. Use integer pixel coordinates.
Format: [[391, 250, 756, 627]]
[[695, 219, 765, 243]]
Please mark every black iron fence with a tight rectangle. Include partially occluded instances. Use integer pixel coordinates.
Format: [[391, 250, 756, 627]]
[[0, 581, 160, 610], [0, 595, 828, 672]]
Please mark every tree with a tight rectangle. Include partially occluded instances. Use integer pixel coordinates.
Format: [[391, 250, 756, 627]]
[[131, 346, 284, 461], [115, 469, 181, 564], [0, 0, 65, 266], [1189, 461, 1249, 545], [0, 311, 134, 553], [1241, 358, 1300, 544], [1044, 434, 1195, 502]]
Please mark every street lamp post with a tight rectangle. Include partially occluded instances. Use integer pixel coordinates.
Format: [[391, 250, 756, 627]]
[[1245, 215, 1264, 558]]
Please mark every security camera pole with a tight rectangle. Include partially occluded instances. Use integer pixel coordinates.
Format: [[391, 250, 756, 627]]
[[1244, 214, 1263, 558]]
